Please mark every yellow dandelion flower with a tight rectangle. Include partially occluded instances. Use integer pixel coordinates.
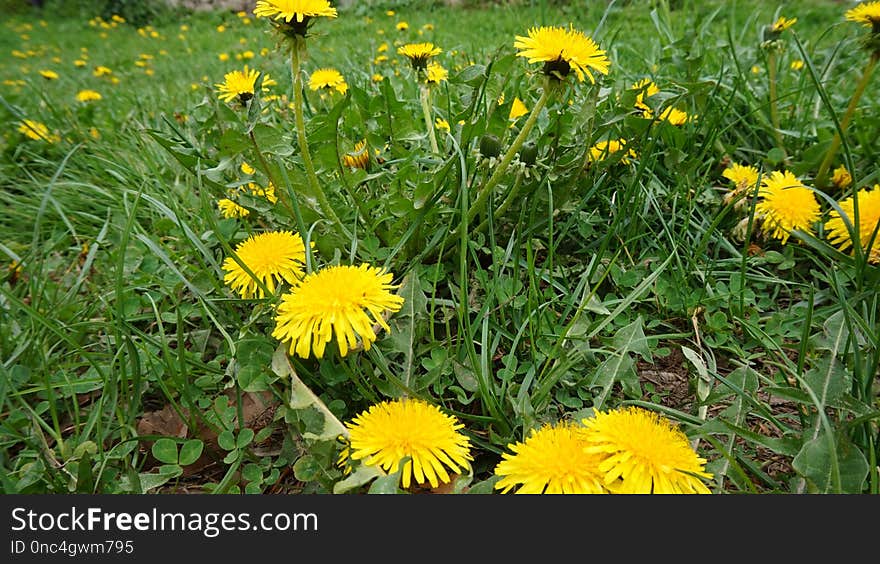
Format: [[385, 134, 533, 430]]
[[631, 78, 660, 117], [75, 89, 102, 103], [93, 65, 112, 77], [659, 105, 692, 125], [245, 181, 278, 204], [308, 68, 348, 95], [344, 398, 472, 489], [831, 165, 852, 189], [377, 42, 388, 53], [582, 406, 714, 494], [38, 69, 59, 80], [435, 117, 450, 132], [751, 65, 762, 74], [508, 96, 529, 121], [425, 61, 448, 85], [218, 53, 230, 62], [494, 422, 609, 494], [588, 139, 636, 164], [755, 170, 820, 244], [343, 139, 370, 170], [215, 66, 261, 104], [825, 185, 880, 263], [253, 0, 337, 36], [272, 264, 404, 358], [396, 21, 409, 32], [222, 231, 308, 299], [216, 24, 226, 33], [241, 162, 256, 175], [771, 16, 797, 32], [217, 198, 250, 219], [514, 25, 610, 83], [722, 163, 760, 191], [18, 119, 59, 143], [846, 1, 880, 28], [790, 59, 805, 71], [74, 59, 87, 67], [371, 73, 384, 82], [397, 42, 442, 70]]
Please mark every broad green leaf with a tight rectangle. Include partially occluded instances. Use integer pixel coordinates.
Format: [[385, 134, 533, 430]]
[[178, 440, 204, 466], [803, 356, 852, 407], [151, 438, 179, 465], [792, 435, 868, 494], [612, 316, 653, 362]]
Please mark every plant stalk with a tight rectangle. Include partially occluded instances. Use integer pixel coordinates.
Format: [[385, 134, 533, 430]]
[[815, 52, 878, 189], [291, 38, 348, 239], [419, 83, 439, 154]]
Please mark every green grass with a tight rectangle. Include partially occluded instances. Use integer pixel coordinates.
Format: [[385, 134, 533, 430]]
[[1, 0, 878, 494]]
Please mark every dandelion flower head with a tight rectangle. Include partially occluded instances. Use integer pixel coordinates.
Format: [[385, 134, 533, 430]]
[[755, 170, 820, 244], [508, 96, 529, 121], [222, 231, 309, 299], [397, 42, 442, 70], [308, 67, 348, 94], [494, 421, 608, 494], [514, 25, 610, 83], [846, 1, 880, 29], [345, 398, 473, 489], [216, 66, 261, 104], [582, 406, 714, 494], [825, 185, 880, 263], [272, 264, 404, 358]]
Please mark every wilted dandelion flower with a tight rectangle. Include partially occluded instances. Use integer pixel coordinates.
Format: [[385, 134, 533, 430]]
[[308, 67, 347, 95], [831, 165, 852, 189], [508, 96, 529, 121], [222, 231, 308, 299], [494, 422, 608, 494], [425, 61, 448, 85], [75, 89, 102, 102], [272, 264, 404, 358], [582, 406, 714, 494], [588, 139, 635, 164], [397, 42, 442, 71], [253, 0, 337, 37], [217, 198, 250, 219], [216, 66, 261, 104], [825, 185, 880, 263], [755, 170, 820, 244], [18, 119, 59, 143], [435, 117, 450, 132], [344, 398, 472, 489], [846, 1, 880, 29], [343, 139, 370, 170], [38, 69, 58, 80], [514, 25, 610, 83], [245, 181, 278, 204]]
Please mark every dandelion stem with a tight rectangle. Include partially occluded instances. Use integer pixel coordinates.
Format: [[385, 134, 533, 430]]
[[291, 38, 348, 239], [474, 168, 525, 235], [462, 81, 551, 229], [419, 83, 439, 154], [815, 53, 878, 189], [767, 50, 787, 157]]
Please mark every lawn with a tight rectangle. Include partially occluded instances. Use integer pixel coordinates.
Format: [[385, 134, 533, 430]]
[[1, 0, 878, 495]]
